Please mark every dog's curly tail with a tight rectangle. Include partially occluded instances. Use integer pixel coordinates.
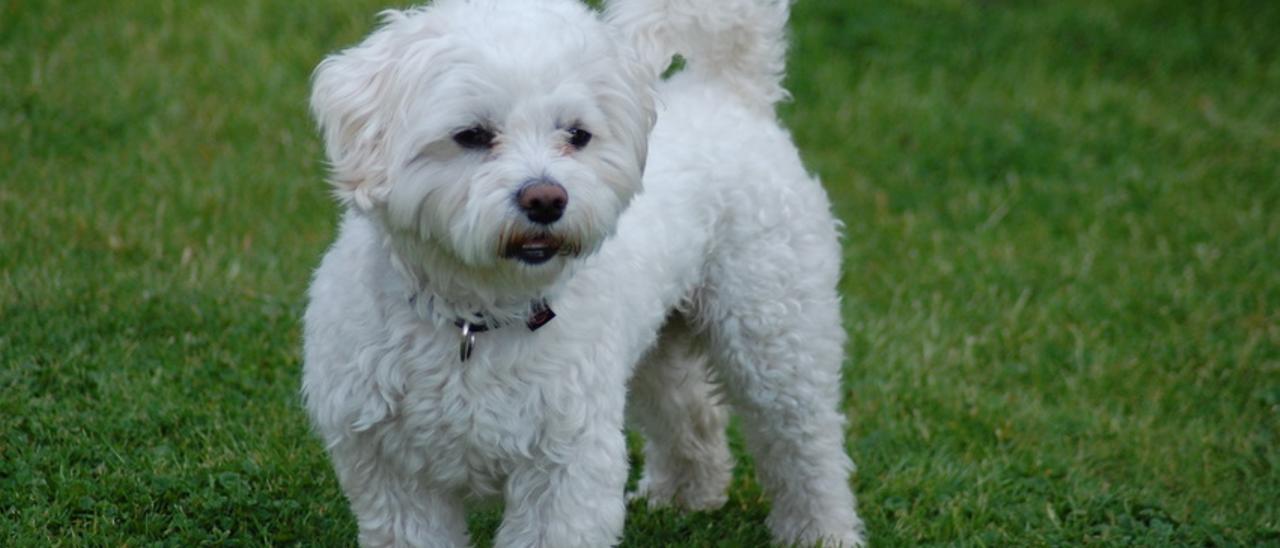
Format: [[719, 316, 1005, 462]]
[[605, 0, 791, 111]]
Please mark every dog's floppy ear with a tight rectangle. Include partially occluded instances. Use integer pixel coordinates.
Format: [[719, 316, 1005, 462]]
[[310, 11, 416, 211], [614, 45, 658, 178]]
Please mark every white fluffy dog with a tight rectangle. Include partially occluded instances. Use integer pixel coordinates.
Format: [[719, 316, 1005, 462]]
[[302, 0, 865, 545]]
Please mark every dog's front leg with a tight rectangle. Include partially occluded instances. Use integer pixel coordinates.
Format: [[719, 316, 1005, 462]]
[[493, 417, 628, 547], [328, 440, 470, 548]]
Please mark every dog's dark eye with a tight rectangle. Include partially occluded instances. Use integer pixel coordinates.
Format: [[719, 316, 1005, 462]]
[[566, 127, 592, 149], [453, 127, 495, 150]]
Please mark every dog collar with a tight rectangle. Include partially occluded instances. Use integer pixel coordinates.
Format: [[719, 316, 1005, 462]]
[[453, 299, 556, 362], [407, 293, 556, 361]]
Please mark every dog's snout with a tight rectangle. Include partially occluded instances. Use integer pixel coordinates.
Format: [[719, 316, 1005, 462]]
[[516, 181, 568, 225]]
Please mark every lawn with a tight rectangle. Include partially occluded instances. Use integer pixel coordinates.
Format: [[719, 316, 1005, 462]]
[[2, 0, 1277, 545]]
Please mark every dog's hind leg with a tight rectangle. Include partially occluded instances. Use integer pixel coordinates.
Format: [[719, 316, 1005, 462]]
[[700, 221, 866, 547], [626, 314, 733, 511]]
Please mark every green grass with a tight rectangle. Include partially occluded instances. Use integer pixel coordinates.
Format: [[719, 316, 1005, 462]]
[[2, 0, 1277, 545]]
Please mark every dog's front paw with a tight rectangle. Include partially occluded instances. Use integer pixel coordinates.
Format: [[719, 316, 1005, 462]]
[[768, 512, 868, 548]]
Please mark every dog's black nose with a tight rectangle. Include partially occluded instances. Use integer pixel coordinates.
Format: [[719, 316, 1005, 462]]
[[516, 181, 568, 225]]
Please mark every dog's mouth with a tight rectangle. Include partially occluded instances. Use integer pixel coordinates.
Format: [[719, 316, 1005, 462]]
[[504, 235, 567, 265]]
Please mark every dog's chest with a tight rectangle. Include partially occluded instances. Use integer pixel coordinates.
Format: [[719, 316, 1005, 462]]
[[394, 350, 553, 494]]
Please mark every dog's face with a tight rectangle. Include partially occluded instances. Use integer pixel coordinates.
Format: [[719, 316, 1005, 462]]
[[312, 0, 654, 283]]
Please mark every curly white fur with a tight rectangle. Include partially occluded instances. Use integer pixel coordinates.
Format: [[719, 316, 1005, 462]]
[[303, 0, 866, 546]]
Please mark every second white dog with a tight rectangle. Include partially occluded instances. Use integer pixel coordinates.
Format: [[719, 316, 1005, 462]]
[[303, 0, 865, 545]]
